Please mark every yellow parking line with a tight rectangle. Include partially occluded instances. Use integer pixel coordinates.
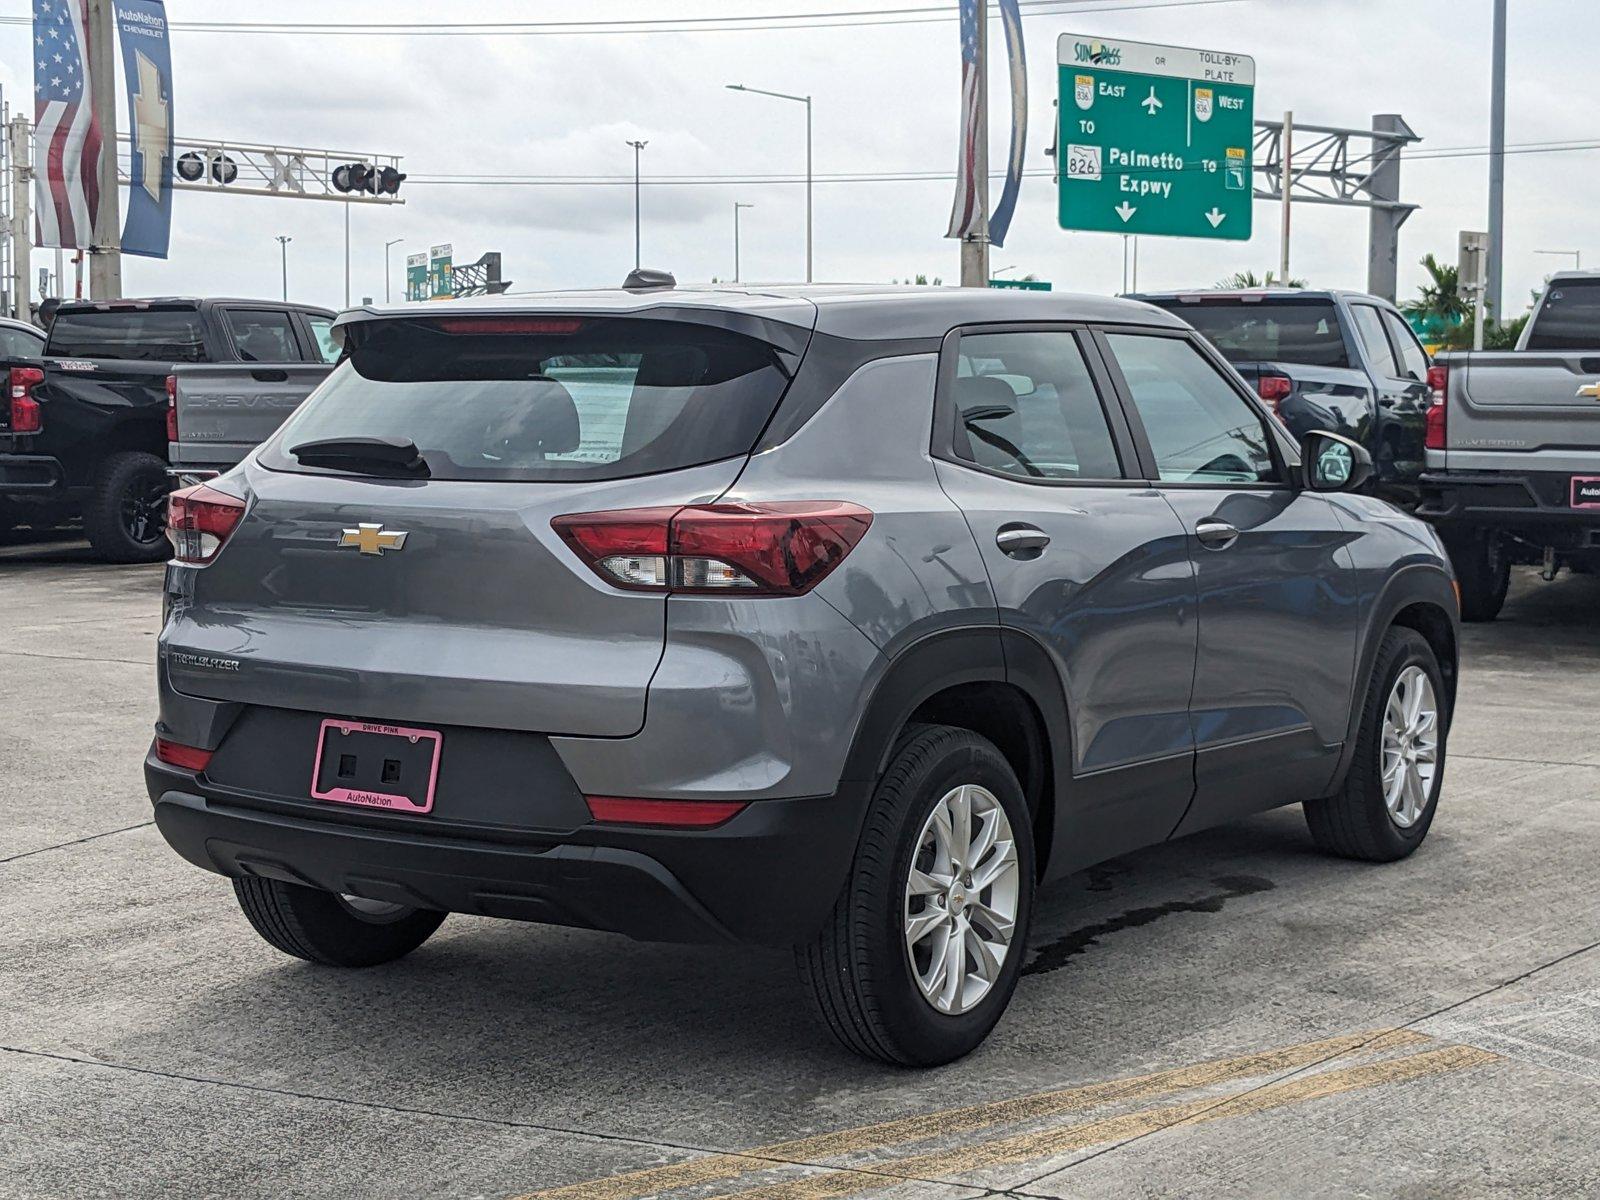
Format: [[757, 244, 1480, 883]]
[[513, 1028, 1427, 1200], [720, 1043, 1500, 1200]]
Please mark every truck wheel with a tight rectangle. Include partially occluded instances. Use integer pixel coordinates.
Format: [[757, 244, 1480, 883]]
[[1444, 529, 1509, 622], [796, 724, 1035, 1066], [83, 450, 172, 563], [1304, 627, 1447, 863], [233, 877, 446, 967]]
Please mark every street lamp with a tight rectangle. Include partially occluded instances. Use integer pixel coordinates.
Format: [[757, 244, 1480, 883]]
[[1535, 249, 1582, 272], [384, 238, 405, 303], [275, 235, 291, 301], [625, 139, 649, 270], [734, 202, 754, 282], [726, 83, 812, 283]]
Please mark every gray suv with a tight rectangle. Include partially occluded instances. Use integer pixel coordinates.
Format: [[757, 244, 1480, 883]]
[[147, 284, 1460, 1066]]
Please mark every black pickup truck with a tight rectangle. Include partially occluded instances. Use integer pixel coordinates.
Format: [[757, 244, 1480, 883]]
[[0, 297, 334, 561], [1131, 288, 1433, 507]]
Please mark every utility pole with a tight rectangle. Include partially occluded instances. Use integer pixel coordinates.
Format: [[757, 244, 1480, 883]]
[[1486, 0, 1507, 320], [275, 235, 291, 301], [733, 202, 753, 282], [1279, 111, 1294, 285], [626, 139, 647, 270], [384, 237, 404, 303], [8, 116, 30, 321], [85, 0, 121, 300], [343, 203, 351, 307], [959, 0, 990, 288]]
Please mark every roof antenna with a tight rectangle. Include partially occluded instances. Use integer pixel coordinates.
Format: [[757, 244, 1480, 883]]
[[623, 268, 676, 291]]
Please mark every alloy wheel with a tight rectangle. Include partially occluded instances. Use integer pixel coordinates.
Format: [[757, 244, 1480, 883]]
[[1381, 665, 1439, 828], [121, 476, 170, 545], [903, 783, 1021, 1016]]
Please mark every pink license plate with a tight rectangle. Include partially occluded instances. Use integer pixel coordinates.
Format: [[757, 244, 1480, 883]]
[[1573, 477, 1600, 509], [310, 719, 443, 814]]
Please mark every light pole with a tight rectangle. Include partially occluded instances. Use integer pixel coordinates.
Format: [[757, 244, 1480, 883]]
[[343, 202, 351, 307], [626, 139, 648, 270], [1487, 0, 1507, 319], [1535, 249, 1582, 272], [275, 235, 291, 301], [726, 84, 812, 283], [384, 238, 405, 303], [734, 202, 754, 282]]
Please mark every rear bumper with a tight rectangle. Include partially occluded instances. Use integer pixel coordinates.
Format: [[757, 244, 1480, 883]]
[[1418, 470, 1600, 547], [0, 453, 66, 497], [146, 753, 867, 947]]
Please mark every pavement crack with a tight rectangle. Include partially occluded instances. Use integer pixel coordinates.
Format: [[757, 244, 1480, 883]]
[[1454, 753, 1600, 770], [0, 648, 152, 667], [0, 821, 156, 865]]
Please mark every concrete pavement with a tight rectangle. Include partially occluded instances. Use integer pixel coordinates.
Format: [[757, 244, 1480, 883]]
[[3, 549, 1598, 1199]]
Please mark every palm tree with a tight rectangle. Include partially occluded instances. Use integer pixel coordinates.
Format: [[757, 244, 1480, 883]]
[[1402, 254, 1472, 325], [1217, 270, 1307, 289]]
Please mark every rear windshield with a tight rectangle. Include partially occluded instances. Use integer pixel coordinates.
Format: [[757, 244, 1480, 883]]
[[1525, 280, 1600, 351], [46, 307, 207, 362], [259, 316, 792, 482], [1146, 298, 1351, 369]]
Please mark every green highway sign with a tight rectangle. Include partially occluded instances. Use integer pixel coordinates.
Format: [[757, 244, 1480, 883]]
[[1057, 34, 1254, 241], [988, 278, 1052, 291]]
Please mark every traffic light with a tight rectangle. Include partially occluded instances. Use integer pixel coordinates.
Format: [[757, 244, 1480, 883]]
[[175, 151, 205, 182], [211, 155, 238, 185], [332, 162, 372, 193], [377, 166, 406, 196]]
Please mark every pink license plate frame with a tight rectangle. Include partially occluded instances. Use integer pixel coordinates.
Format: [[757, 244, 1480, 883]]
[[1572, 476, 1600, 509], [310, 719, 443, 815]]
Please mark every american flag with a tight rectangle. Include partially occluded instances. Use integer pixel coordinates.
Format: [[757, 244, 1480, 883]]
[[32, 0, 103, 250], [945, 0, 984, 240]]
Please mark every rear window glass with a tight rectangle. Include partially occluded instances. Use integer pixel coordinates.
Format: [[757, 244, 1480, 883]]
[[1525, 280, 1600, 350], [46, 307, 207, 362], [1147, 299, 1351, 369], [259, 317, 792, 482]]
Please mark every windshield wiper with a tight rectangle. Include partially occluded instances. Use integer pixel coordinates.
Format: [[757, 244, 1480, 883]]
[[289, 436, 431, 478]]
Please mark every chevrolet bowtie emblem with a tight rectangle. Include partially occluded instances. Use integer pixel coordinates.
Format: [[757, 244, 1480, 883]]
[[1577, 382, 1600, 400], [338, 523, 409, 556]]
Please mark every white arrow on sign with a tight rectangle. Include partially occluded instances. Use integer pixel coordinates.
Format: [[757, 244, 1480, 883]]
[[1116, 202, 1137, 223], [1141, 87, 1163, 116], [1205, 207, 1226, 228]]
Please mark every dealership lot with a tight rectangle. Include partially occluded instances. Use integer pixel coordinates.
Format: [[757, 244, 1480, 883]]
[[3, 543, 1599, 1199]]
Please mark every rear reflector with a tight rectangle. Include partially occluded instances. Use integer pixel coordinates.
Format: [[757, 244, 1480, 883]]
[[553, 502, 873, 596], [155, 738, 213, 772], [585, 796, 748, 828], [8, 365, 44, 434], [167, 483, 247, 564]]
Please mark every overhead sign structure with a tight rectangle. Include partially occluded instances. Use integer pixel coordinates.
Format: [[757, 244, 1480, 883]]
[[1057, 34, 1254, 241]]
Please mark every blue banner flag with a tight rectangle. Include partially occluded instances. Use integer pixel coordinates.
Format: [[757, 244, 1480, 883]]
[[116, 0, 172, 258], [987, 0, 1027, 249]]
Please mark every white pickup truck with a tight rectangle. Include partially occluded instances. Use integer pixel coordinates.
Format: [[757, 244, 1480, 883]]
[[1421, 271, 1600, 619]]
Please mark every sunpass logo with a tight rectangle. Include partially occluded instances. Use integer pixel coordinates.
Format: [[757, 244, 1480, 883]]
[[1074, 40, 1122, 66]]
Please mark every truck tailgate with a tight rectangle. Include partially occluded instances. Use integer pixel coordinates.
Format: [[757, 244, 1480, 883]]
[[169, 362, 333, 473], [1438, 352, 1600, 472]]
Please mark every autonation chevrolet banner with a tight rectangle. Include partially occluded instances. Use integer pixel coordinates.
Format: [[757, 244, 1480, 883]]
[[116, 0, 172, 258]]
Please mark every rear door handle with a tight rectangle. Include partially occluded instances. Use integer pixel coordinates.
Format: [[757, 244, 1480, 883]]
[[996, 525, 1050, 556], [1194, 518, 1240, 550]]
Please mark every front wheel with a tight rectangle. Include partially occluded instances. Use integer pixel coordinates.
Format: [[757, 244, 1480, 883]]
[[1304, 627, 1448, 862], [797, 724, 1035, 1066], [233, 877, 446, 967], [1444, 529, 1510, 622]]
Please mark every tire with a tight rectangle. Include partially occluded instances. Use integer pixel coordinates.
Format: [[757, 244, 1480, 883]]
[[83, 450, 172, 564], [232, 877, 446, 967], [1304, 627, 1448, 863], [797, 724, 1035, 1067], [1444, 529, 1509, 622]]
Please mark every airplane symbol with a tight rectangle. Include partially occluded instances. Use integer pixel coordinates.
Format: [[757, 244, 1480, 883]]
[[1142, 87, 1163, 116]]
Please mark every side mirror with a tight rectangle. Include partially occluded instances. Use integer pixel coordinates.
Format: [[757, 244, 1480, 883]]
[[1299, 430, 1374, 493]]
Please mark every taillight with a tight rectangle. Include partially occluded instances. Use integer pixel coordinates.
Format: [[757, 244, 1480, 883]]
[[8, 366, 44, 434], [166, 483, 246, 564], [585, 795, 748, 828], [1425, 363, 1449, 450], [164, 374, 178, 442], [155, 738, 213, 772], [552, 502, 873, 596], [1256, 373, 1293, 416]]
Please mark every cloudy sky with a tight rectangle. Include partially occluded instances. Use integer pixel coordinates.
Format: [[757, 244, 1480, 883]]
[[1, 0, 1594, 316]]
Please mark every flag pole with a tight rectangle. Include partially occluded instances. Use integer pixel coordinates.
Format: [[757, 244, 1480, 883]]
[[959, 0, 990, 287], [86, 0, 121, 300]]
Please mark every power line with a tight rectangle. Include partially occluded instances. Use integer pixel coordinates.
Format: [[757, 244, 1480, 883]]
[[0, 0, 1251, 36]]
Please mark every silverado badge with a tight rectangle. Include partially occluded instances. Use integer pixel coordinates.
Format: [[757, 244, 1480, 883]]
[[338, 523, 408, 556]]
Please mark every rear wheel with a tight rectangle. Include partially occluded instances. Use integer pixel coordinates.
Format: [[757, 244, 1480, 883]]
[[83, 450, 172, 563], [232, 877, 446, 967], [797, 724, 1035, 1066], [1305, 627, 1447, 862], [1444, 529, 1509, 622]]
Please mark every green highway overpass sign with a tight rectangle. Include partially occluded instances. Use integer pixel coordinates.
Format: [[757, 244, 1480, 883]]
[[1058, 34, 1254, 240]]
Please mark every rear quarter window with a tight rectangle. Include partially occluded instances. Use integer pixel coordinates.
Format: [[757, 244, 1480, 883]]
[[259, 316, 793, 482]]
